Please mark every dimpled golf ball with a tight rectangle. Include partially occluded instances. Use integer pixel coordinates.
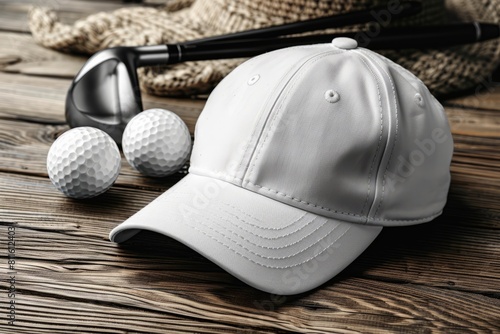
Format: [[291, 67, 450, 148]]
[[122, 108, 192, 177], [46, 127, 121, 199]]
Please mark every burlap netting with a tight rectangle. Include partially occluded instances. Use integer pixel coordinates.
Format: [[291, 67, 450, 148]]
[[29, 0, 499, 97]]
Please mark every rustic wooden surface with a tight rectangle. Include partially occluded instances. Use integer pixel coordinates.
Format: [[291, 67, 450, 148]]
[[0, 1, 499, 333]]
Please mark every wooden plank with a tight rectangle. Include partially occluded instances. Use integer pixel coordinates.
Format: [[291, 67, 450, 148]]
[[443, 86, 500, 112], [444, 107, 500, 138], [0, 72, 205, 131], [0, 170, 498, 299], [0, 295, 275, 334], [0, 273, 497, 333], [0, 3, 79, 34], [0, 73, 68, 123], [0, 214, 498, 334], [0, 32, 86, 68], [0, 0, 158, 33], [0, 55, 21, 66], [3, 60, 85, 78], [0, 2, 37, 33]]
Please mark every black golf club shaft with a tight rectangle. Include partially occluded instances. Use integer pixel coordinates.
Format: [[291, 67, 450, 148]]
[[134, 2, 423, 66], [66, 1, 499, 144], [186, 1, 422, 45], [162, 23, 500, 63]]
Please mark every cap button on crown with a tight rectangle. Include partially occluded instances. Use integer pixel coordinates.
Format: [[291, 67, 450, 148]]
[[332, 37, 358, 50]]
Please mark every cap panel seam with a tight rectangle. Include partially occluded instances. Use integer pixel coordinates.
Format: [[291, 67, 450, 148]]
[[190, 166, 244, 182], [234, 53, 310, 182], [368, 50, 448, 128], [369, 50, 427, 88], [243, 50, 343, 182], [248, 182, 364, 218], [240, 50, 372, 218], [190, 167, 440, 224], [234, 45, 336, 182], [217, 54, 268, 182], [356, 53, 384, 216], [184, 170, 444, 224], [191, 166, 363, 217], [241, 181, 442, 224], [358, 51, 400, 219], [243, 49, 383, 220], [368, 210, 442, 224]]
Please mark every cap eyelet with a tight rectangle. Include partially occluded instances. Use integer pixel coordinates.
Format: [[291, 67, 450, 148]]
[[247, 74, 260, 86], [325, 90, 340, 103], [414, 93, 425, 108]]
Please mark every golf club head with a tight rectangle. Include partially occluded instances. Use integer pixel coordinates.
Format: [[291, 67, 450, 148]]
[[66, 45, 170, 144]]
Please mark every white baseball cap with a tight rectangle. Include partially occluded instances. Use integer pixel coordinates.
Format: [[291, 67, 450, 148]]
[[110, 37, 453, 295]]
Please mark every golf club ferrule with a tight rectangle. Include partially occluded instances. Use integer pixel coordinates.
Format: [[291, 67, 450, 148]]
[[135, 45, 171, 67]]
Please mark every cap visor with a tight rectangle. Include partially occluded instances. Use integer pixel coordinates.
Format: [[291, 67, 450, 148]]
[[110, 174, 382, 295]]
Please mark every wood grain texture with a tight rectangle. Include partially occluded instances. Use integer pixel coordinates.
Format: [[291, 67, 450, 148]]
[[0, 1, 499, 333], [0, 32, 86, 70], [0, 208, 499, 334], [0, 0, 157, 33], [0, 71, 204, 130]]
